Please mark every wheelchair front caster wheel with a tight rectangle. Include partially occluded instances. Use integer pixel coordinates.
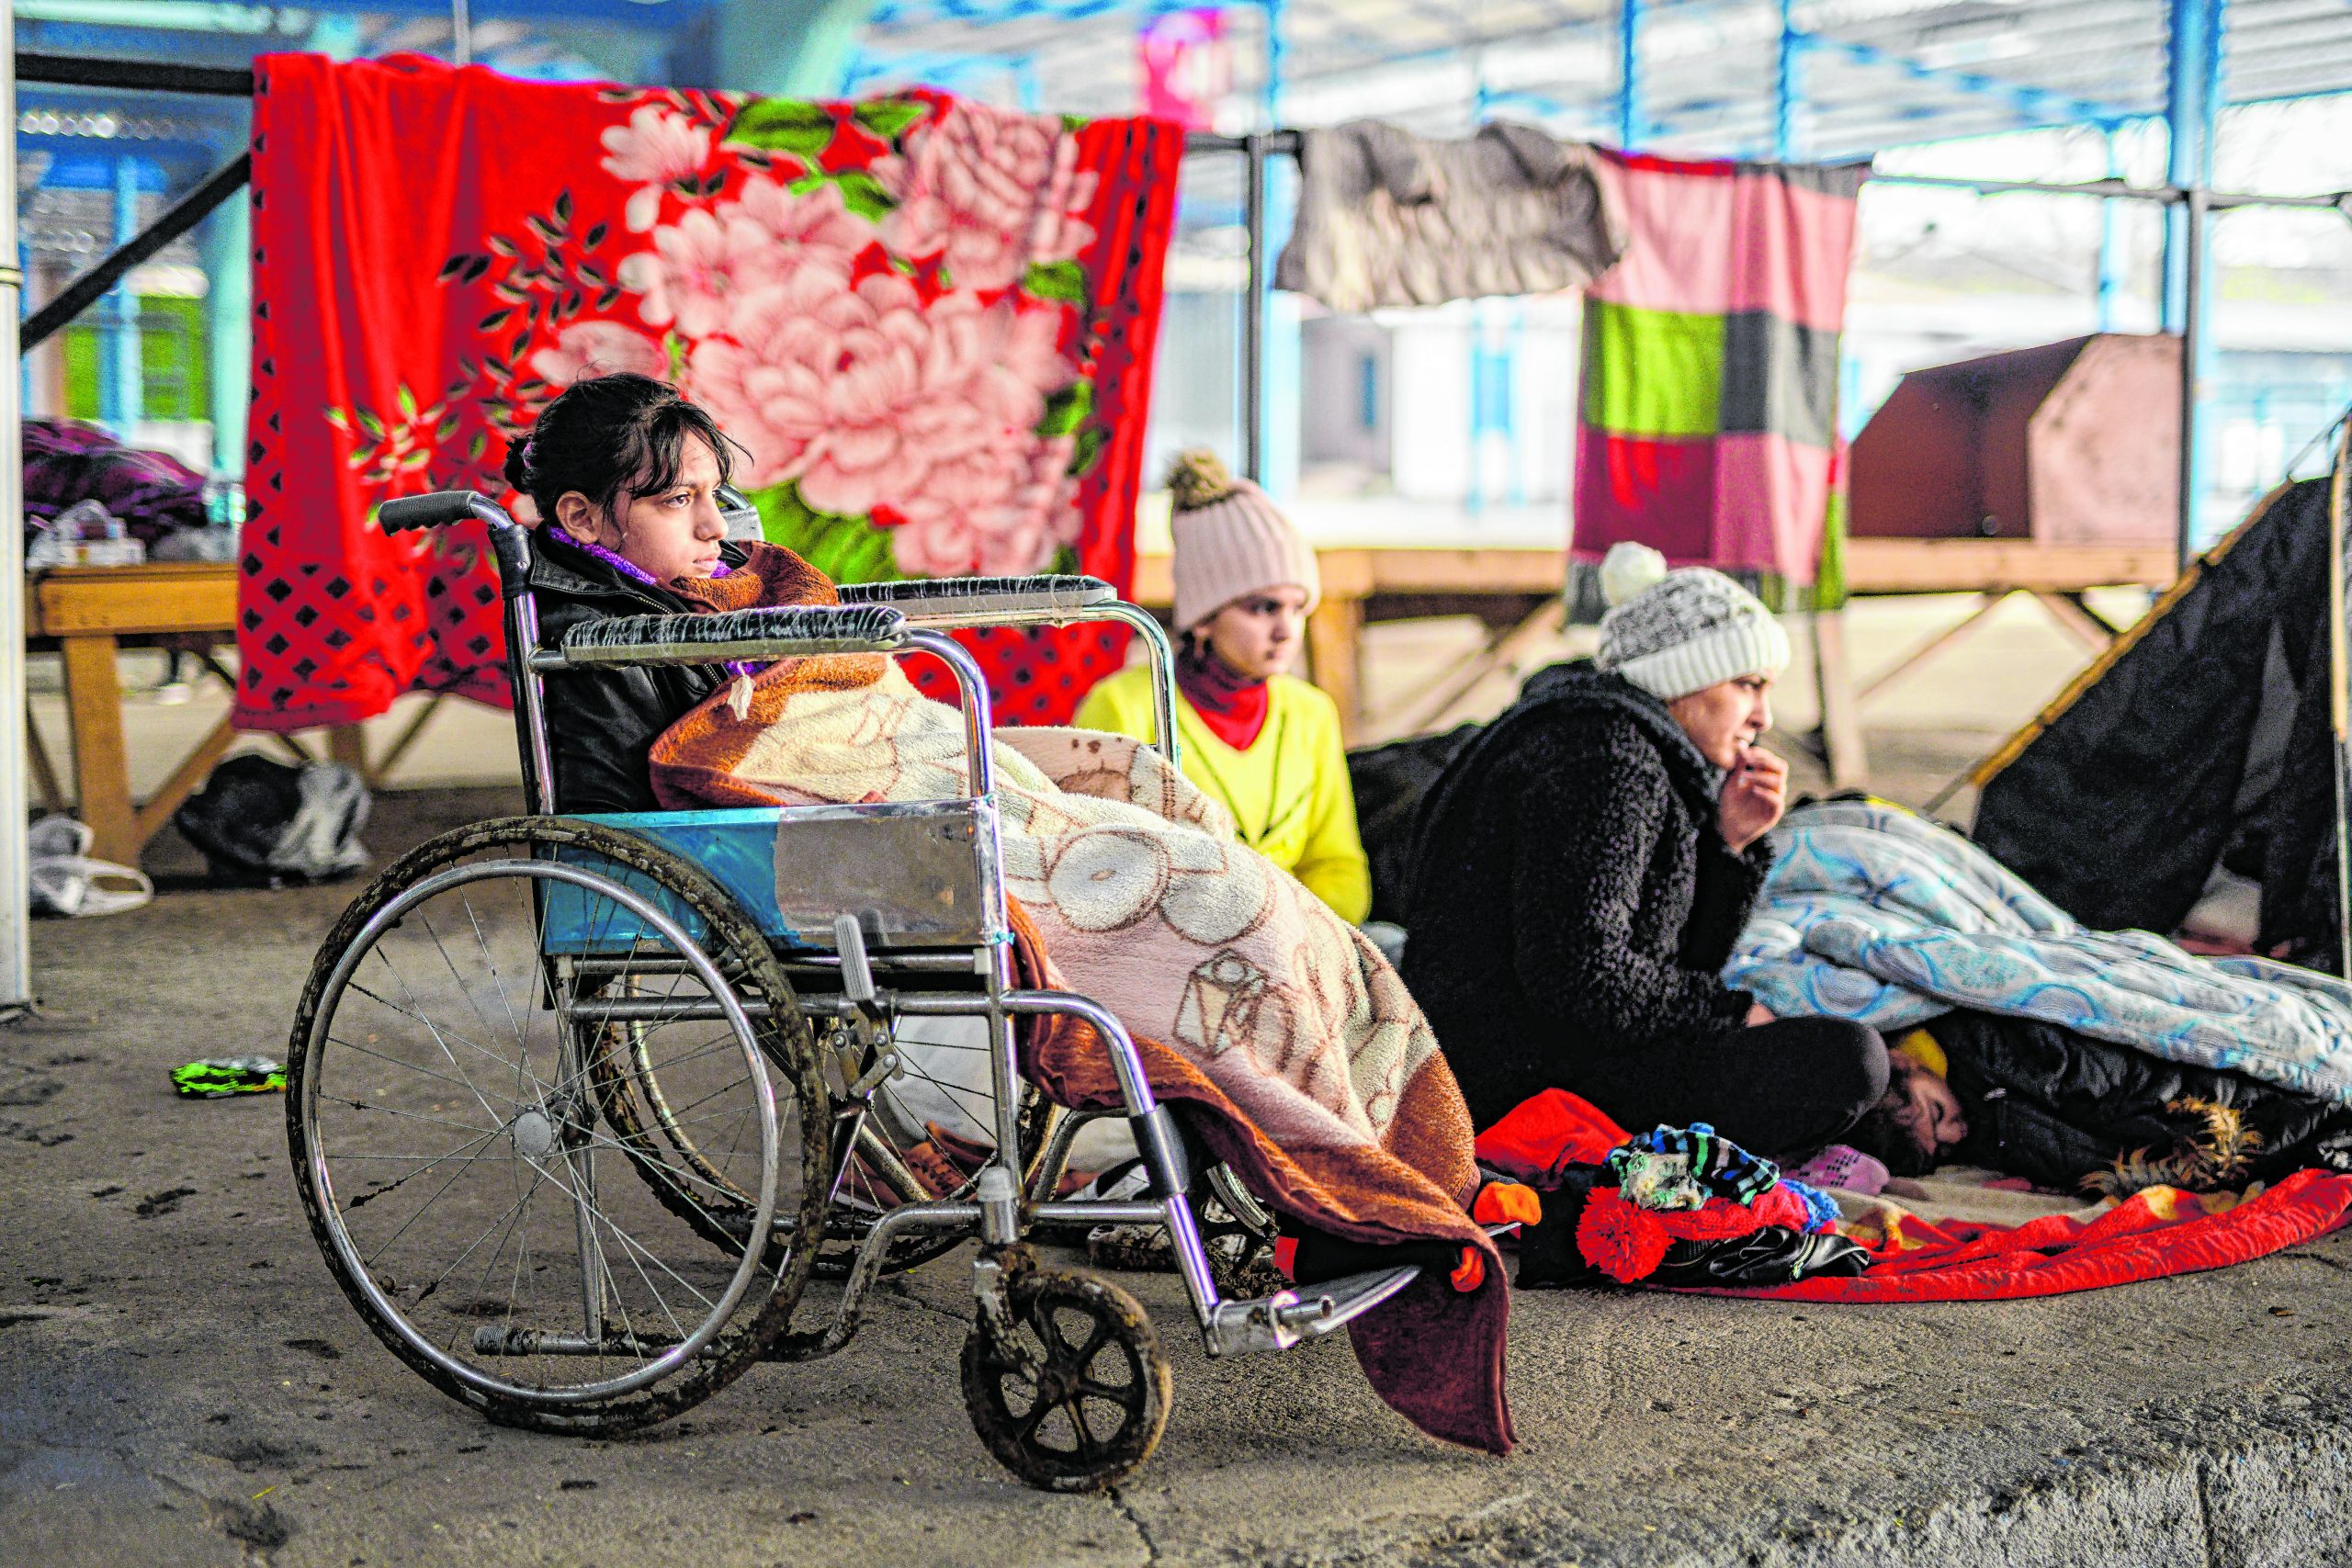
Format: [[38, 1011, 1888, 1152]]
[[960, 1267, 1170, 1492]]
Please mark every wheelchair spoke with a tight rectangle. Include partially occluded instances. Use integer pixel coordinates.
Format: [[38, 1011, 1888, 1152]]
[[331, 1127, 507, 1212], [418, 1170, 548, 1303], [322, 1036, 497, 1102], [348, 966, 543, 1112], [458, 891, 541, 1091], [361, 1133, 515, 1273], [521, 1147, 721, 1314], [293, 821, 820, 1420], [318, 1089, 500, 1140]]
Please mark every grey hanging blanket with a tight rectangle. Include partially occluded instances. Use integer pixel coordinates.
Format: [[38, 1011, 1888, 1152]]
[[1273, 119, 1624, 312]]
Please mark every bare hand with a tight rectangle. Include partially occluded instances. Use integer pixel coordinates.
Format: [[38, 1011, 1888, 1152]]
[[1745, 1002, 1777, 1027], [1719, 746, 1789, 852]]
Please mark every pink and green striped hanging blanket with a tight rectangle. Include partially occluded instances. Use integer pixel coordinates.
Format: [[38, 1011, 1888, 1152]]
[[1573, 151, 1870, 587]]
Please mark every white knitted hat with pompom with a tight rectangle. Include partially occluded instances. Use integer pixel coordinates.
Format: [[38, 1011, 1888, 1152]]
[[1594, 542, 1790, 702]]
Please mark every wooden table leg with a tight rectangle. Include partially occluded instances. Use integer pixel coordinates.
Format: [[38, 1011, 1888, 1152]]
[[1811, 609, 1869, 791], [58, 633, 137, 864], [25, 713, 66, 813], [326, 724, 370, 774], [2030, 591, 2122, 655], [1304, 593, 1366, 746], [132, 714, 238, 848]]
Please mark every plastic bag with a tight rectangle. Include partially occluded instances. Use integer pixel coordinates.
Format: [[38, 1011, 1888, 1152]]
[[172, 754, 371, 887], [26, 815, 153, 918]]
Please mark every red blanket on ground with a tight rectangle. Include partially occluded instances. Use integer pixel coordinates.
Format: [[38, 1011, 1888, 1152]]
[[1476, 1089, 2352, 1303], [243, 54, 1181, 731]]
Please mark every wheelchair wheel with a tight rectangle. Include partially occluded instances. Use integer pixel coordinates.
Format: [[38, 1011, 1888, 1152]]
[[961, 1260, 1170, 1493], [286, 818, 831, 1436]]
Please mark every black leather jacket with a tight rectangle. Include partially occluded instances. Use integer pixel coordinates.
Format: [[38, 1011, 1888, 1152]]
[[525, 533, 746, 815]]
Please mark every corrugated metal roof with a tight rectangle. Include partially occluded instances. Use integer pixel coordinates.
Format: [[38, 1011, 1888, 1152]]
[[851, 0, 2352, 159]]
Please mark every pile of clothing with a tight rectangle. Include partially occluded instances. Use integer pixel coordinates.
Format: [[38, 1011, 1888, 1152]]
[[1474, 1089, 1869, 1289], [23, 419, 210, 549]]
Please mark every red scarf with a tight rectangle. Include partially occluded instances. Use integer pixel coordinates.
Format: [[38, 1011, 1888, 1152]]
[[1177, 642, 1269, 750]]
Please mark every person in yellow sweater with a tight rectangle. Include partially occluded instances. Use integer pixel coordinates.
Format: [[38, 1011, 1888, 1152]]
[[1077, 450, 1373, 923]]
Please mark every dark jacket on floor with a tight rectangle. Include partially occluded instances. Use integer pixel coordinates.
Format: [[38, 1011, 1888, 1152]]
[[527, 534, 745, 815], [1403, 662, 1770, 1129], [1935, 1010, 2352, 1191]]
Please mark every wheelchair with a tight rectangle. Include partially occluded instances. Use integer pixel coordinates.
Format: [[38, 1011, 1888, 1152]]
[[283, 489, 1428, 1490]]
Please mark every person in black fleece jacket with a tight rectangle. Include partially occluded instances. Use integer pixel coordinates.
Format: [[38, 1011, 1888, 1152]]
[[1404, 545, 1887, 1162]]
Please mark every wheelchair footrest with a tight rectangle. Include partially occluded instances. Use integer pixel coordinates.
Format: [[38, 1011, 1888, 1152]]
[[1201, 1263, 1420, 1358]]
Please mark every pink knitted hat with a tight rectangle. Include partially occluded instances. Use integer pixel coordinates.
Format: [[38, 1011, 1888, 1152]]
[[1166, 450, 1321, 632]]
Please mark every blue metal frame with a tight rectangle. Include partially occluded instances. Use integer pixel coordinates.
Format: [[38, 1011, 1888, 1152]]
[[1616, 0, 1642, 148], [2165, 0, 2227, 558]]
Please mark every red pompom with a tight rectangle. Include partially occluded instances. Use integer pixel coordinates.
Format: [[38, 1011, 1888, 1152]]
[[1655, 1197, 1768, 1243], [1576, 1187, 1672, 1283]]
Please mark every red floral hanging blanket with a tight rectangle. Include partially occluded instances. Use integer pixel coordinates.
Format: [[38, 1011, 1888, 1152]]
[[241, 54, 1182, 731]]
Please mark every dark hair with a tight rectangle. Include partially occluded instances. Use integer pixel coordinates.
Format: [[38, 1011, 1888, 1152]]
[[502, 373, 743, 526], [1841, 1055, 1943, 1179]]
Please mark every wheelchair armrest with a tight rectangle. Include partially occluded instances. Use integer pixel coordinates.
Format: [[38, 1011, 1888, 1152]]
[[553, 604, 910, 667], [835, 574, 1117, 622]]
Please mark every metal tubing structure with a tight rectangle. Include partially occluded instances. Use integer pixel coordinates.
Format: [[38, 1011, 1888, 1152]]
[[1, 21, 27, 1011], [1616, 0, 1641, 149], [2165, 0, 2225, 561], [1241, 130, 1269, 483], [2178, 183, 2211, 571]]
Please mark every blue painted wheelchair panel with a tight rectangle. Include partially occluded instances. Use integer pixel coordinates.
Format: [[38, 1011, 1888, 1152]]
[[541, 803, 1001, 956], [544, 811, 788, 956]]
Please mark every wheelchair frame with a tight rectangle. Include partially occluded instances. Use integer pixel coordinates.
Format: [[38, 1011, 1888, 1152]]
[[288, 488, 1423, 1490]]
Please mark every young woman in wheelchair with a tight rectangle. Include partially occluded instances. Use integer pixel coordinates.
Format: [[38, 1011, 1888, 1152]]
[[495, 369, 1524, 1276], [499, 371, 750, 814]]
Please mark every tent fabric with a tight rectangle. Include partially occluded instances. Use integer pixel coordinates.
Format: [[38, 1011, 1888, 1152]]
[[1971, 479, 2344, 971], [241, 55, 1182, 732], [1571, 152, 1867, 587]]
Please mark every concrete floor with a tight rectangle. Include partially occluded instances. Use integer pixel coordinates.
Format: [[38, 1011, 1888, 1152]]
[[6, 794, 2352, 1568], [20, 591, 2352, 1567]]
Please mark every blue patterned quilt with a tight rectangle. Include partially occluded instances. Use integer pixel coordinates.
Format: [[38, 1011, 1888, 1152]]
[[1727, 799, 2352, 1104]]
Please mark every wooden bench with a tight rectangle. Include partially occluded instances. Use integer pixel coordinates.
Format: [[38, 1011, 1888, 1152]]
[[26, 561, 243, 866]]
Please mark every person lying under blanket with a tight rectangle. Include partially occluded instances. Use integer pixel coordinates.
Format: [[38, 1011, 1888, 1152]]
[[1734, 797, 2352, 1196], [1835, 1013, 2352, 1195], [1404, 542, 1893, 1166], [498, 371, 1525, 1455]]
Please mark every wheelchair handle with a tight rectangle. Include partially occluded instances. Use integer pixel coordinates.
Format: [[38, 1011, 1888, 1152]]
[[379, 490, 518, 534]]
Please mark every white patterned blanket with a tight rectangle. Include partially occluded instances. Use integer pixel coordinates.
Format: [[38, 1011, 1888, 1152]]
[[1728, 800, 2352, 1104]]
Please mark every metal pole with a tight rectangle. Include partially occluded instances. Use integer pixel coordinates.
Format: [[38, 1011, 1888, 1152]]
[[1617, 0, 1642, 148], [1773, 0, 1800, 161], [2328, 413, 2350, 978], [2177, 185, 2208, 570], [2, 10, 32, 1010], [103, 155, 141, 435], [1241, 131, 1267, 484]]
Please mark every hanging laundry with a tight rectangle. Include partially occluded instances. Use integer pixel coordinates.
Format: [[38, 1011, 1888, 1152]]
[[1274, 119, 1624, 313], [1572, 152, 1869, 586], [241, 56, 1182, 732]]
